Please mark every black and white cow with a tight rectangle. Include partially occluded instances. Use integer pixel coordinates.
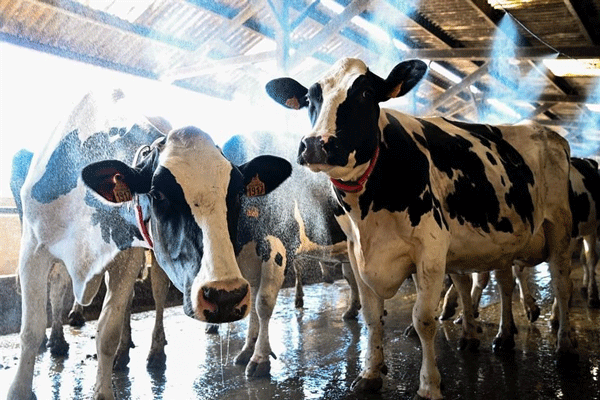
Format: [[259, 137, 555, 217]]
[[441, 156, 600, 327], [8, 90, 291, 400], [266, 58, 575, 399], [215, 132, 358, 377]]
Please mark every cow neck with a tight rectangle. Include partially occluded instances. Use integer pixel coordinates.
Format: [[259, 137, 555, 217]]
[[330, 144, 380, 193]]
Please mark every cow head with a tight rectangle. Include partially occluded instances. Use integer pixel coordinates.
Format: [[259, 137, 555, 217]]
[[82, 126, 292, 323], [266, 58, 427, 182]]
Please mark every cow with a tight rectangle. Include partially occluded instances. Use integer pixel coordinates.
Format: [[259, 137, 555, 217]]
[[7, 90, 291, 400], [214, 132, 359, 377], [266, 57, 576, 399], [441, 157, 600, 327]]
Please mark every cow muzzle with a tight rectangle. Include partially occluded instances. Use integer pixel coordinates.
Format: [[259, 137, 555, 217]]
[[298, 136, 327, 166], [195, 278, 250, 323]]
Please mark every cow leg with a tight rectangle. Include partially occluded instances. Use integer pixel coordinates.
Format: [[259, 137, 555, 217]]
[[544, 219, 578, 362], [342, 261, 361, 320], [294, 259, 304, 308], [440, 281, 459, 321], [246, 236, 286, 377], [319, 260, 336, 284], [112, 289, 134, 371], [581, 234, 600, 308], [512, 262, 540, 322], [93, 248, 142, 400], [8, 237, 54, 400], [492, 268, 517, 352], [471, 272, 490, 319], [147, 254, 169, 369], [450, 273, 480, 352], [47, 263, 70, 357], [412, 259, 446, 400]]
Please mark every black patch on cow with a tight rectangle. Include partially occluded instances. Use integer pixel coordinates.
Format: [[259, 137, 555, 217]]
[[275, 253, 283, 267], [85, 192, 142, 250], [569, 158, 600, 238], [359, 114, 445, 229], [30, 125, 163, 247]]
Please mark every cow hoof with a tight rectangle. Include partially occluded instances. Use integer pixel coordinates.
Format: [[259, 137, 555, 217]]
[[458, 337, 480, 352], [295, 298, 304, 308], [113, 352, 130, 371], [556, 348, 579, 367], [246, 360, 270, 378], [234, 349, 253, 366], [492, 336, 515, 353], [205, 324, 219, 335], [48, 340, 69, 357], [146, 350, 167, 369], [68, 311, 85, 328], [351, 376, 383, 393], [588, 297, 600, 309]]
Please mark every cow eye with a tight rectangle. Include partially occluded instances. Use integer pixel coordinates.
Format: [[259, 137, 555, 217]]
[[362, 89, 374, 99]]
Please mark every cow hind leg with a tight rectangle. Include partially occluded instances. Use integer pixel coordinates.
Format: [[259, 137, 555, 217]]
[[544, 219, 578, 363], [8, 241, 54, 400], [492, 268, 517, 352], [512, 263, 540, 322], [294, 259, 304, 308], [147, 256, 170, 369], [47, 263, 71, 357], [471, 272, 490, 319], [451, 274, 480, 352], [439, 281, 459, 321]]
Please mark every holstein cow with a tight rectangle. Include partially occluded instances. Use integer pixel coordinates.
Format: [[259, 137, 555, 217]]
[[8, 90, 291, 400], [441, 156, 600, 327], [215, 133, 358, 377], [11, 149, 169, 366], [266, 58, 575, 399]]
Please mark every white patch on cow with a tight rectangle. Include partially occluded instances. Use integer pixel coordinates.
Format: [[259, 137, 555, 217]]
[[159, 129, 241, 293]]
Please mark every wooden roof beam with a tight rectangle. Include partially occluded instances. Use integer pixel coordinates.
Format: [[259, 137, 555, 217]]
[[562, 0, 600, 45]]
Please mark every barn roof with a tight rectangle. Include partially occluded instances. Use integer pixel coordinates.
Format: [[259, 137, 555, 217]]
[[1, 0, 599, 149]]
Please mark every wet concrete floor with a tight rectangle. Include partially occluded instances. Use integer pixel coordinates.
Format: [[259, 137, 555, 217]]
[[1, 262, 600, 400]]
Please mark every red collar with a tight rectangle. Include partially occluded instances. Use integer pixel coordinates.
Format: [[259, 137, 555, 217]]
[[331, 145, 380, 193], [135, 202, 154, 249]]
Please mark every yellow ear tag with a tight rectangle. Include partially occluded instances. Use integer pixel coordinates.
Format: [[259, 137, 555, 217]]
[[246, 174, 266, 197], [113, 174, 132, 203]]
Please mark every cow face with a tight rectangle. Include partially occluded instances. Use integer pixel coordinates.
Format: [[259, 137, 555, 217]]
[[266, 58, 427, 181], [82, 126, 292, 323]]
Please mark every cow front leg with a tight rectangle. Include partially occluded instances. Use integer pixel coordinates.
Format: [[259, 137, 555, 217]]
[[93, 248, 142, 400], [8, 240, 53, 400], [450, 273, 480, 352], [341, 261, 361, 320], [246, 236, 286, 377], [492, 268, 517, 352], [147, 255, 169, 369], [413, 263, 445, 400], [112, 289, 134, 371], [47, 263, 71, 357]]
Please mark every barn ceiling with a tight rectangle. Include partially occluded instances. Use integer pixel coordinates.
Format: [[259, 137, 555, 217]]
[[1, 0, 599, 153]]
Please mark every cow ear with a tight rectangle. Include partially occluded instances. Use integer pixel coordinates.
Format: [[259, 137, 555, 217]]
[[238, 155, 292, 197], [82, 160, 149, 203], [265, 78, 309, 110], [382, 60, 428, 100]]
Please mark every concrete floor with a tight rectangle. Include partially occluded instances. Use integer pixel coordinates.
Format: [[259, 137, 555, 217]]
[[1, 263, 600, 400]]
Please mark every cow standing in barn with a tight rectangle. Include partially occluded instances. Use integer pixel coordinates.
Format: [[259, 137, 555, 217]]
[[441, 157, 600, 328], [266, 58, 576, 399], [7, 90, 291, 400]]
